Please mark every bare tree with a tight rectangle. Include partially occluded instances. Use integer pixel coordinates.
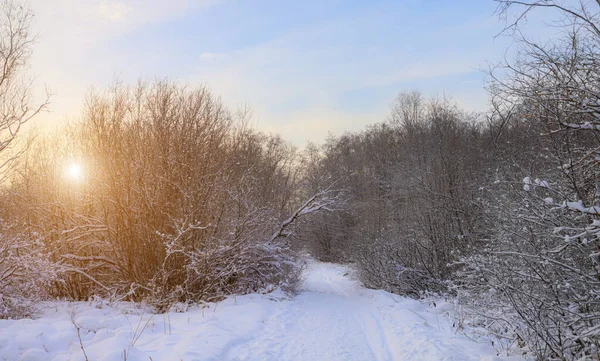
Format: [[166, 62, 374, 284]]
[[302, 93, 489, 296], [0, 0, 48, 182], [0, 0, 51, 319], [389, 91, 425, 129], [495, 0, 600, 37], [453, 2, 600, 359]]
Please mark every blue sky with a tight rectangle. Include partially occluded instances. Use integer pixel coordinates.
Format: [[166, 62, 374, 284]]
[[27, 0, 551, 145]]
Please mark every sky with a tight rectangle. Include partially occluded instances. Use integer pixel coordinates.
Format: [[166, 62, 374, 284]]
[[25, 0, 551, 145]]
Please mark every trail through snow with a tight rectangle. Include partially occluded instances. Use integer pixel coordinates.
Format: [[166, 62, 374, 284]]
[[0, 261, 523, 361]]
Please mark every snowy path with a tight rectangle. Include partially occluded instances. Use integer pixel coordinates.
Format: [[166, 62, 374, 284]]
[[0, 261, 521, 361], [220, 262, 508, 361]]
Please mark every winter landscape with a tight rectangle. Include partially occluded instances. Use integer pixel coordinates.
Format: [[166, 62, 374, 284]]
[[2, 0, 600, 360]]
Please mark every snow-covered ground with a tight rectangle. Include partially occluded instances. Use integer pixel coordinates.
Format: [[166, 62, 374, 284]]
[[0, 261, 523, 361]]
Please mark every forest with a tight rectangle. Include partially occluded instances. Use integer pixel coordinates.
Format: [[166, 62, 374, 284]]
[[1, 1, 600, 360]]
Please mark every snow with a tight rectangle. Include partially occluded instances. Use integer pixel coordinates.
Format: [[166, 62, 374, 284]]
[[566, 200, 600, 214], [564, 122, 600, 131], [0, 261, 522, 361]]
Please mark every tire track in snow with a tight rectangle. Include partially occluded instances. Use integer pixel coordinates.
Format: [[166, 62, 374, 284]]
[[223, 292, 381, 361], [354, 309, 396, 361], [221, 262, 402, 361], [219, 261, 507, 361]]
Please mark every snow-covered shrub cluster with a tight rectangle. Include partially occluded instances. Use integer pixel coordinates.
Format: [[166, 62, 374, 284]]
[[0, 81, 339, 311], [297, 95, 487, 297], [457, 170, 600, 360], [456, 3, 600, 359], [0, 223, 57, 319]]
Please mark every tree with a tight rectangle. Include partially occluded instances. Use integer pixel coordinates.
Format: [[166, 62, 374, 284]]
[[0, 0, 51, 319], [455, 2, 600, 359], [0, 0, 48, 183], [302, 93, 489, 296]]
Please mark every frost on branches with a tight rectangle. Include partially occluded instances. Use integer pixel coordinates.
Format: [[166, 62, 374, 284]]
[[0, 224, 57, 319], [454, 1, 600, 359]]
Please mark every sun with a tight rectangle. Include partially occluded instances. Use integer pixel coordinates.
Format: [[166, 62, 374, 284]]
[[66, 162, 84, 181]]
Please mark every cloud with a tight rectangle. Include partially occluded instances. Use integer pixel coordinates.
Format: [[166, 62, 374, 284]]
[[190, 6, 496, 145], [199, 52, 224, 62], [97, 1, 134, 22], [24, 0, 219, 134], [30, 0, 218, 38], [256, 107, 389, 146], [197, 11, 492, 96]]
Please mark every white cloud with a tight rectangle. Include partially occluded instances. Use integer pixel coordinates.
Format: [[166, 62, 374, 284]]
[[190, 10, 495, 144], [97, 1, 134, 22], [24, 0, 218, 135], [199, 52, 223, 62], [256, 106, 389, 146]]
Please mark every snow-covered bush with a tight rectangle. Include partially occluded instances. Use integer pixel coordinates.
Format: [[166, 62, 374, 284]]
[[457, 2, 600, 355], [3, 81, 340, 310], [301, 95, 488, 296], [355, 241, 446, 297], [0, 224, 57, 318], [457, 174, 600, 359]]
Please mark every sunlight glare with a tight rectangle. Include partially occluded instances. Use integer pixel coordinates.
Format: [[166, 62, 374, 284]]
[[66, 162, 84, 182]]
